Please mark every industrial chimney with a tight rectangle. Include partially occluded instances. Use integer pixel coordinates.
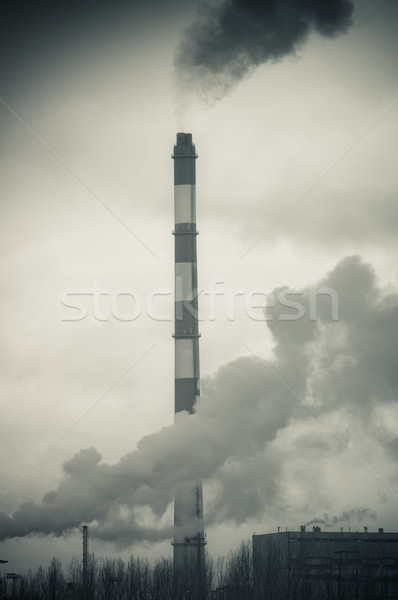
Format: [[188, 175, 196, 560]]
[[172, 133, 206, 600]]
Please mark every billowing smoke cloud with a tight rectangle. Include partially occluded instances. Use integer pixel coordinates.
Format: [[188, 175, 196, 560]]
[[176, 0, 354, 99], [1, 255, 397, 545], [305, 508, 377, 528], [0, 357, 292, 546]]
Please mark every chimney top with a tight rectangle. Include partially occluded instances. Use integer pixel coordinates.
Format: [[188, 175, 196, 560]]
[[176, 132, 192, 145], [173, 133, 197, 159]]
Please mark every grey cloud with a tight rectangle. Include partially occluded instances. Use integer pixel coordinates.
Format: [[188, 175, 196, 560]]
[[176, 0, 354, 99], [383, 437, 398, 460], [308, 256, 398, 411], [265, 255, 398, 412], [90, 517, 174, 548], [205, 451, 281, 525], [292, 432, 342, 455], [0, 0, 190, 97], [208, 188, 398, 252]]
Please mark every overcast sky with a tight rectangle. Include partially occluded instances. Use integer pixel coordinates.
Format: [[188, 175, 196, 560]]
[[1, 0, 398, 574]]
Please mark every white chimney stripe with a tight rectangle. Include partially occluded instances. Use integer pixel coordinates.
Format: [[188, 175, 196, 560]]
[[175, 338, 195, 378], [174, 184, 196, 224], [175, 262, 193, 301]]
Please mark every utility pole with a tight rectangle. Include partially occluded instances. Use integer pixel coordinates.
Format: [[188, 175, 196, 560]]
[[83, 526, 88, 600]]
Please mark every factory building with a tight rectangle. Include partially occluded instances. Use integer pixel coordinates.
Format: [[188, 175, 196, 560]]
[[253, 528, 398, 599]]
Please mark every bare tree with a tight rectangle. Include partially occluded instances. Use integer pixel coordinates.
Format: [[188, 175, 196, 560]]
[[31, 566, 48, 600], [204, 551, 214, 594], [217, 540, 253, 600], [151, 558, 173, 600], [126, 556, 151, 600], [214, 556, 226, 591], [48, 557, 65, 600], [97, 557, 126, 600]]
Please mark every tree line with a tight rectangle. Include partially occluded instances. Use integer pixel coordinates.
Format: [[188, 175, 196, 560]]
[[0, 541, 253, 600]]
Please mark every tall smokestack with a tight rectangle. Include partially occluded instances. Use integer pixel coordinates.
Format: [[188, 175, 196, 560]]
[[172, 133, 206, 600]]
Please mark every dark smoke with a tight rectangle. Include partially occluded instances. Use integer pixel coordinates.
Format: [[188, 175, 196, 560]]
[[176, 0, 354, 99]]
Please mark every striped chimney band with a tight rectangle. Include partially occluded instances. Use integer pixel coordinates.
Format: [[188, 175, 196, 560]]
[[172, 132, 200, 416]]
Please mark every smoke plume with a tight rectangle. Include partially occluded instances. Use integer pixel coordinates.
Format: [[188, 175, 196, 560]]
[[176, 0, 354, 99], [305, 508, 377, 528], [1, 255, 397, 545]]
